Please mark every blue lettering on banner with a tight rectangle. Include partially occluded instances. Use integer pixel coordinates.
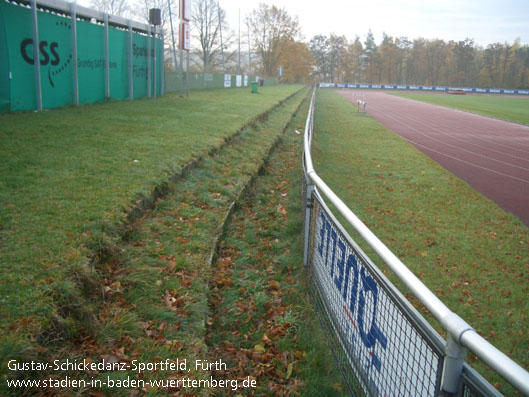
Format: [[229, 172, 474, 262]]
[[320, 83, 529, 96], [333, 239, 347, 291], [315, 207, 388, 382]]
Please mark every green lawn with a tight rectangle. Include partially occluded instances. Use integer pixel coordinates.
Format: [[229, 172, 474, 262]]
[[392, 92, 529, 125], [0, 85, 302, 353], [206, 94, 347, 395], [312, 89, 529, 394]]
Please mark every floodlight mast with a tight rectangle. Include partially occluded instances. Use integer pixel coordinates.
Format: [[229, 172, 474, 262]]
[[218, 1, 225, 73], [247, 18, 251, 76], [168, 0, 179, 83], [205, 0, 208, 73], [237, 8, 240, 75]]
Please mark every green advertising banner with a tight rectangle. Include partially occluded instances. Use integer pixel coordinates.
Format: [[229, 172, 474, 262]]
[[109, 27, 128, 100], [0, 10, 9, 112], [0, 0, 163, 112]]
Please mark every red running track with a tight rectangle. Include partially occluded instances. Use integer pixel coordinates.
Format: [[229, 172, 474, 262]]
[[336, 90, 529, 227]]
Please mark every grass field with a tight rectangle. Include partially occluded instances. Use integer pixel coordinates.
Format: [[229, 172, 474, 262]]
[[0, 86, 303, 372], [392, 92, 529, 125], [206, 95, 347, 395], [0, 85, 348, 395], [312, 89, 529, 394]]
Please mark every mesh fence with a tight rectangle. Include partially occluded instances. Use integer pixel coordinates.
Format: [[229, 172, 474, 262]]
[[301, 86, 521, 396], [305, 192, 445, 395]]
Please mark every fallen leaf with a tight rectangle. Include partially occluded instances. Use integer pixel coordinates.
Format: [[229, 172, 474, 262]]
[[285, 362, 293, 379]]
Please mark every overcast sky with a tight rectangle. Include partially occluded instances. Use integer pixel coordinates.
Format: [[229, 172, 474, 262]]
[[218, 0, 529, 46]]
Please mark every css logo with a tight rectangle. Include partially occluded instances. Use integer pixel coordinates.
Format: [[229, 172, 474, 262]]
[[20, 38, 60, 66]]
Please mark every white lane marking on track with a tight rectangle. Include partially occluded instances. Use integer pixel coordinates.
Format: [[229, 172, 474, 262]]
[[401, 137, 529, 184], [377, 111, 529, 173], [398, 112, 529, 160]]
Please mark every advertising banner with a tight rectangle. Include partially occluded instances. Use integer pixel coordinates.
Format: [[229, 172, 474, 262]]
[[319, 82, 529, 96], [179, 0, 192, 21], [224, 74, 231, 88], [180, 22, 190, 50], [0, 1, 163, 111], [309, 194, 443, 395]]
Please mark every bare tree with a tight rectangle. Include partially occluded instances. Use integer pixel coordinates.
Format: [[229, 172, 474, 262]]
[[308, 35, 329, 81], [247, 4, 300, 76], [191, 0, 233, 72], [90, 0, 130, 17]]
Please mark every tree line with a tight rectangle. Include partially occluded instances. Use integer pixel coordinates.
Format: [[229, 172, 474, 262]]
[[89, 0, 529, 88], [309, 32, 529, 89], [193, 2, 529, 89]]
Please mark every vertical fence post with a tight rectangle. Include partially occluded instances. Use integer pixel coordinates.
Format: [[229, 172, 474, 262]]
[[104, 13, 110, 100], [441, 333, 466, 394], [30, 0, 42, 111], [303, 181, 314, 267], [147, 25, 151, 98], [303, 92, 316, 266], [153, 26, 157, 98], [178, 22, 183, 97], [186, 49, 189, 97], [160, 31, 165, 96], [70, 3, 79, 106], [128, 20, 133, 100]]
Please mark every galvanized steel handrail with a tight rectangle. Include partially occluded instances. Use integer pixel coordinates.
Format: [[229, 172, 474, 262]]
[[302, 87, 529, 395], [18, 0, 162, 34]]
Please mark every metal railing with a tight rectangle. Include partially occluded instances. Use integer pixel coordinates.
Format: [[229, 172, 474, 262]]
[[302, 87, 529, 396]]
